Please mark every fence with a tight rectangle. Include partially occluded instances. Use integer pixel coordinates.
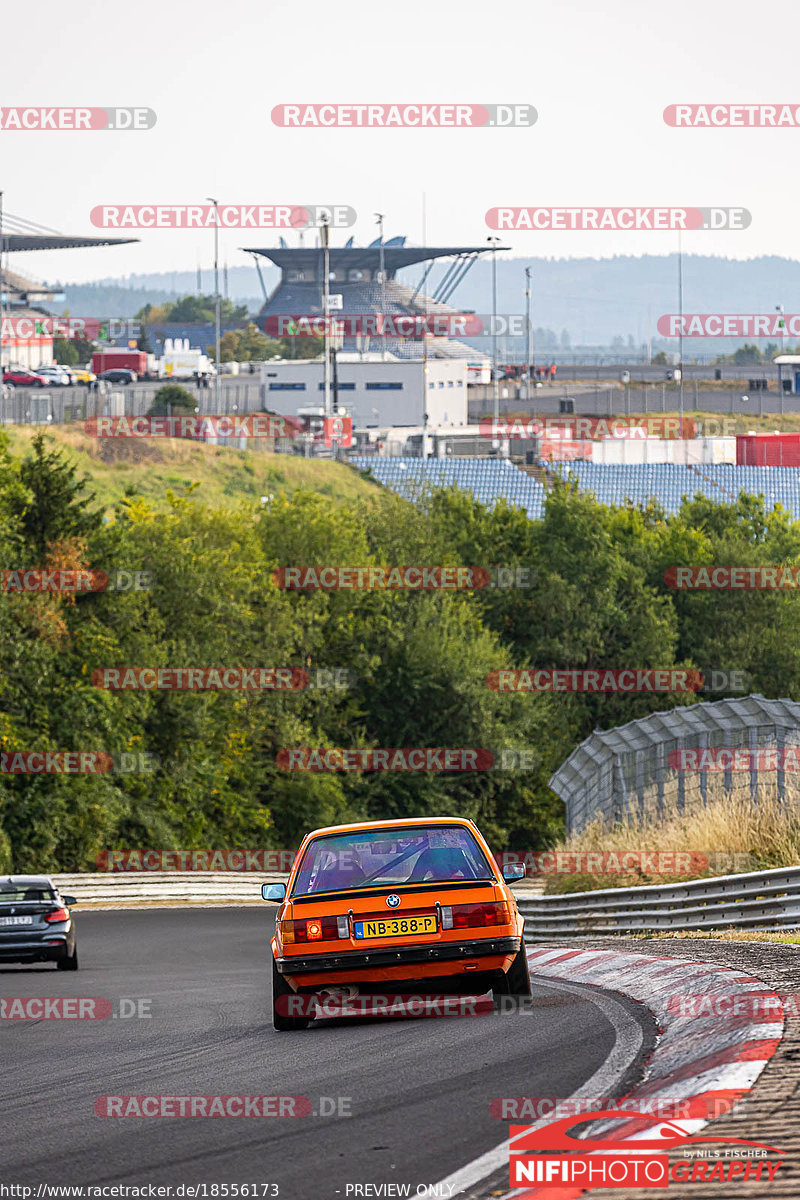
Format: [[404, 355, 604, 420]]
[[0, 381, 265, 427], [518, 864, 800, 937], [550, 695, 800, 834]]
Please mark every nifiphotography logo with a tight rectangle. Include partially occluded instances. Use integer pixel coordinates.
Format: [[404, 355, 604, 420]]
[[509, 1110, 785, 1189]]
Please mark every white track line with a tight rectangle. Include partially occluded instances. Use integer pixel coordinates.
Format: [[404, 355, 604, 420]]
[[418, 972, 646, 1199]]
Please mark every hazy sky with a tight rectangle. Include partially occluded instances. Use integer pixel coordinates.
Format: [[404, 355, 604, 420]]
[[4, 0, 797, 285]]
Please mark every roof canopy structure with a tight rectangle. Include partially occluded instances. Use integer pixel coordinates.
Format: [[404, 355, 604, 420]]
[[550, 695, 800, 832], [2, 233, 138, 253], [241, 244, 508, 278]]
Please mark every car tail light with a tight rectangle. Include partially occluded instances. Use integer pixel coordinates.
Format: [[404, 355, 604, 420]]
[[440, 906, 453, 930], [280, 916, 349, 943], [450, 902, 509, 929], [44, 907, 69, 923]]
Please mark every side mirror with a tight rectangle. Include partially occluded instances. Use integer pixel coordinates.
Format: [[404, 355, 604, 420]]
[[502, 864, 526, 883], [262, 883, 286, 902], [62, 895, 78, 906]]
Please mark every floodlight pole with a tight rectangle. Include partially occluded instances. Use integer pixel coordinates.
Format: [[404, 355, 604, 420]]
[[321, 216, 331, 417], [677, 230, 684, 433], [375, 212, 386, 360], [524, 266, 532, 403], [207, 196, 221, 410], [488, 237, 501, 428]]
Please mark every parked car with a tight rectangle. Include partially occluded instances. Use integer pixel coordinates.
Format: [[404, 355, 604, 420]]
[[36, 366, 72, 387], [0, 875, 79, 969], [3, 370, 47, 388], [70, 366, 97, 385], [263, 817, 529, 1031], [97, 368, 137, 384]]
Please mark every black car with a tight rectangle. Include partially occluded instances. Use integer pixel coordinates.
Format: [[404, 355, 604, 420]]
[[0, 876, 79, 969], [97, 368, 137, 384]]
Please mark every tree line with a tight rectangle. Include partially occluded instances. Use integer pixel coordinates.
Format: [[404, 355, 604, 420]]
[[2, 433, 800, 870]]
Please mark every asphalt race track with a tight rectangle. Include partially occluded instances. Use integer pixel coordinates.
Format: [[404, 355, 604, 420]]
[[2, 910, 655, 1197]]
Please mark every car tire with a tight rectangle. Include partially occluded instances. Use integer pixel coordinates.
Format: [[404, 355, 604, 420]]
[[493, 944, 532, 1006], [272, 954, 309, 1031], [57, 947, 79, 971]]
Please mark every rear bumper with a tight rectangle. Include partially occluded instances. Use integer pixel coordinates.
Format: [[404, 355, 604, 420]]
[[276, 936, 521, 976], [0, 936, 69, 962]]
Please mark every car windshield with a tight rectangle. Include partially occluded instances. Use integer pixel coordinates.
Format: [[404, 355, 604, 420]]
[[0, 887, 55, 904], [291, 826, 495, 896]]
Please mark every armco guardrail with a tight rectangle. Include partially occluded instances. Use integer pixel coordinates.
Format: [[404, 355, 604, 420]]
[[52, 871, 288, 906], [51, 872, 545, 907], [518, 864, 800, 937]]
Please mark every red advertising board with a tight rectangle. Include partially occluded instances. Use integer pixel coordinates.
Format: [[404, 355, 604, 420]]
[[323, 416, 353, 447], [737, 434, 800, 467], [539, 439, 591, 461]]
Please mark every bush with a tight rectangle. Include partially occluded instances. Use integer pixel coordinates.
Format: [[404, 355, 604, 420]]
[[147, 384, 197, 416]]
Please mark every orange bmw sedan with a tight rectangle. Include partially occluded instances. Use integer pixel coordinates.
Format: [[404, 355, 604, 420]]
[[263, 817, 530, 1031]]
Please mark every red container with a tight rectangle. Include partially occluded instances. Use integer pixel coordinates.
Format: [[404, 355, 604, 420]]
[[91, 350, 148, 376], [737, 433, 800, 467]]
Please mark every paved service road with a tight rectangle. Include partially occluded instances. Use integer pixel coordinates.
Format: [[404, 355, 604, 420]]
[[1, 910, 654, 1198]]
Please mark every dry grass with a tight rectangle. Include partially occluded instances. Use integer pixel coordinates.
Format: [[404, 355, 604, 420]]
[[2, 425, 381, 515], [544, 780, 800, 893]]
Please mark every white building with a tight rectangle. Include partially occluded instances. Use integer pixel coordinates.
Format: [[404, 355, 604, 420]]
[[260, 353, 468, 428]]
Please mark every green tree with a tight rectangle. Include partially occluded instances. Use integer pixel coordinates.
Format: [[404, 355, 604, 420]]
[[8, 433, 102, 560], [135, 294, 248, 324], [147, 384, 197, 416], [53, 338, 81, 366]]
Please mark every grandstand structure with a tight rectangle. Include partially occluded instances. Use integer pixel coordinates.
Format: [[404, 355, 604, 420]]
[[349, 456, 800, 524], [549, 462, 800, 519], [349, 456, 547, 519], [244, 236, 498, 369]]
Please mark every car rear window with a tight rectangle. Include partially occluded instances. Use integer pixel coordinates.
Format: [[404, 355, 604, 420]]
[[291, 826, 495, 896], [0, 888, 56, 904]]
